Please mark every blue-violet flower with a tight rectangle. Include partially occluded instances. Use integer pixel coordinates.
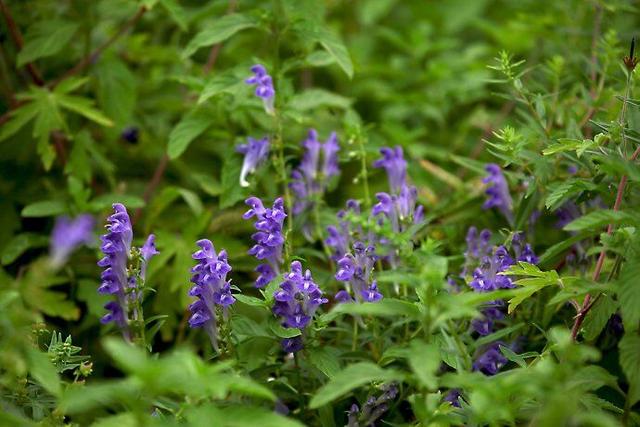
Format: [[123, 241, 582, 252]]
[[236, 136, 270, 187], [50, 214, 95, 268], [245, 64, 275, 115]]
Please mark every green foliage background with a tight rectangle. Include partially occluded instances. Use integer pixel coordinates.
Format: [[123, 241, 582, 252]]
[[1, 0, 640, 426]]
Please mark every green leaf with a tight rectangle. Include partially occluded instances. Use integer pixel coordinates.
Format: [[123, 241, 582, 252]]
[[186, 405, 304, 427], [1, 233, 49, 265], [564, 210, 635, 232], [295, 23, 354, 78], [95, 58, 136, 126], [17, 21, 79, 66], [26, 348, 61, 397], [21, 200, 66, 217], [57, 94, 114, 127], [90, 413, 138, 427], [407, 341, 440, 389], [308, 362, 402, 409], [582, 295, 618, 341], [198, 72, 245, 104], [159, 0, 188, 31], [326, 298, 420, 321], [0, 101, 39, 142], [307, 347, 341, 379], [167, 107, 212, 159], [498, 344, 527, 368], [219, 155, 247, 208], [618, 237, 640, 331], [619, 333, 640, 406], [287, 89, 352, 111], [268, 318, 301, 338], [502, 262, 560, 313], [545, 179, 596, 211], [89, 194, 145, 211], [183, 14, 259, 58]]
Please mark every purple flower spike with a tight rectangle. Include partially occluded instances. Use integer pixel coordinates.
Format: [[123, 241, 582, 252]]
[[50, 214, 95, 268], [244, 197, 287, 287], [188, 239, 234, 352], [246, 64, 275, 115], [335, 242, 381, 303], [373, 146, 407, 193], [482, 164, 513, 223], [97, 204, 134, 338], [349, 383, 398, 426], [290, 129, 341, 220], [272, 261, 327, 352], [236, 137, 270, 187], [140, 234, 159, 282]]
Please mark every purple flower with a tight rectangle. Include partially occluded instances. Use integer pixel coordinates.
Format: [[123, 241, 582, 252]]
[[188, 239, 235, 352], [243, 197, 287, 288], [373, 146, 407, 193], [290, 129, 340, 219], [483, 164, 513, 223], [443, 389, 463, 407], [121, 126, 139, 144], [462, 226, 492, 276], [555, 201, 581, 229], [325, 199, 361, 261], [236, 137, 270, 187], [272, 261, 327, 352], [335, 242, 382, 303], [372, 184, 424, 233], [140, 234, 159, 282], [50, 214, 95, 268], [469, 246, 515, 292], [471, 302, 505, 336], [473, 342, 508, 375], [512, 232, 538, 264], [348, 384, 398, 427], [245, 64, 275, 115], [97, 204, 134, 336]]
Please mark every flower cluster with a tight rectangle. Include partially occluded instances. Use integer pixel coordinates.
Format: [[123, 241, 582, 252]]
[[272, 261, 327, 352], [483, 163, 513, 223], [245, 64, 275, 115], [372, 146, 424, 233], [50, 214, 95, 268], [335, 242, 382, 303], [472, 341, 509, 375], [188, 239, 235, 352], [97, 204, 157, 339], [237, 137, 270, 187], [243, 197, 287, 288], [290, 129, 340, 225], [347, 384, 398, 427]]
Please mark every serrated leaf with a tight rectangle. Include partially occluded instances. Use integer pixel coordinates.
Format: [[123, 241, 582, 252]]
[[545, 179, 596, 211], [582, 295, 618, 341], [619, 333, 640, 406], [0, 101, 39, 142], [95, 58, 136, 126], [167, 107, 212, 159], [183, 14, 259, 58], [57, 95, 114, 127], [17, 21, 79, 66], [309, 362, 402, 408], [618, 237, 640, 331], [564, 210, 636, 232]]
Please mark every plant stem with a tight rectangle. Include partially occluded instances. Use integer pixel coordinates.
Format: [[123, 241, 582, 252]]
[[356, 134, 371, 208]]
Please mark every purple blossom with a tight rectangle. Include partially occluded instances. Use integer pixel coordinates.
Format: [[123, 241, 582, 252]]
[[373, 146, 407, 193], [555, 201, 581, 229], [512, 232, 538, 264], [188, 239, 235, 352], [97, 204, 134, 336], [50, 214, 95, 268], [245, 64, 275, 114], [140, 234, 159, 282], [335, 242, 382, 303], [290, 129, 340, 220], [483, 164, 513, 223], [325, 199, 361, 261], [272, 261, 327, 352], [471, 302, 505, 336], [468, 246, 515, 292], [443, 389, 463, 407], [121, 126, 139, 144], [347, 384, 398, 427], [372, 184, 424, 233], [473, 342, 508, 376], [243, 197, 286, 288], [236, 137, 270, 187]]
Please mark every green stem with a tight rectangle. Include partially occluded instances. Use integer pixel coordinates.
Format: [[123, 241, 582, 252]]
[[352, 317, 358, 352], [356, 134, 371, 208]]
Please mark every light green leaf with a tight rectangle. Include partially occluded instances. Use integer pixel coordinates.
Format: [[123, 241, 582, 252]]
[[309, 362, 402, 408], [89, 194, 145, 211], [327, 298, 420, 321], [159, 0, 188, 30], [618, 237, 640, 331], [564, 210, 636, 232], [167, 107, 212, 159], [198, 72, 245, 104], [183, 14, 259, 58], [27, 348, 61, 397], [287, 89, 352, 111], [17, 21, 79, 66], [295, 23, 354, 78], [582, 295, 618, 341], [619, 333, 640, 406], [57, 95, 114, 127], [1, 233, 49, 265], [95, 58, 136, 126], [308, 347, 341, 379], [407, 341, 440, 389], [21, 200, 66, 217], [0, 101, 39, 142]]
